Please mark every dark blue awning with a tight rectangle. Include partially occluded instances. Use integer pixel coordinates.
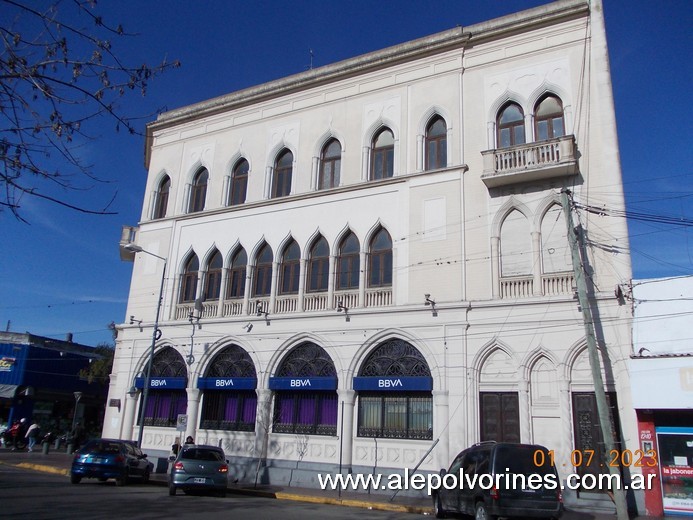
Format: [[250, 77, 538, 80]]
[[269, 377, 337, 390], [353, 376, 432, 391], [134, 377, 187, 390], [197, 377, 257, 390]]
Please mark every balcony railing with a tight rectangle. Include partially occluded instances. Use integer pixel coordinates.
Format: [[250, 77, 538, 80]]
[[304, 292, 328, 311], [481, 135, 578, 188], [275, 295, 298, 314], [364, 288, 392, 308], [500, 276, 534, 299], [500, 271, 575, 299], [542, 272, 575, 296], [222, 299, 244, 317], [334, 290, 359, 310]]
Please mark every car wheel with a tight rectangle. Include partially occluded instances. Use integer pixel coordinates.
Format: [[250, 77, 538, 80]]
[[115, 470, 129, 487], [70, 474, 81, 484], [475, 502, 496, 520], [434, 494, 446, 519], [168, 484, 176, 496]]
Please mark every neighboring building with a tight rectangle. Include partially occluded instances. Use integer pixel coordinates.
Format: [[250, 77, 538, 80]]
[[0, 332, 105, 436], [105, 0, 640, 512], [629, 276, 693, 517]]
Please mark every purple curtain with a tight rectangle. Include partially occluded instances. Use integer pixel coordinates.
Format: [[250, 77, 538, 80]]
[[297, 394, 316, 425], [278, 394, 294, 424], [144, 395, 156, 419], [242, 395, 257, 423], [320, 394, 338, 426], [175, 392, 187, 415], [224, 395, 239, 421], [157, 394, 171, 419]]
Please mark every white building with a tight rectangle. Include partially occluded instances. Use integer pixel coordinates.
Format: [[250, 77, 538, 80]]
[[105, 0, 641, 511]]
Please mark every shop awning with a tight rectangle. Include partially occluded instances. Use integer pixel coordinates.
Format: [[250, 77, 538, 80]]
[[0, 384, 18, 398]]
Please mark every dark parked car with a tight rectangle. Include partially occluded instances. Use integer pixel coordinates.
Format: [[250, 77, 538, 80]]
[[169, 444, 229, 496], [70, 438, 153, 486], [433, 441, 563, 520]]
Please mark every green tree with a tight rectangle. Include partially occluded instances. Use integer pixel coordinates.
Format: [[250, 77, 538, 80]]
[[79, 342, 114, 385], [1, 0, 179, 219]]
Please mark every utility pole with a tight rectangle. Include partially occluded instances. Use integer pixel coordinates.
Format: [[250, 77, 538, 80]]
[[561, 189, 629, 520]]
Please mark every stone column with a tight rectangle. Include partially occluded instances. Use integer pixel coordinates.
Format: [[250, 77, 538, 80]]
[[327, 255, 336, 309], [518, 380, 531, 443], [358, 251, 366, 307], [491, 236, 500, 299], [432, 390, 450, 470], [337, 389, 356, 474], [254, 389, 273, 467], [297, 258, 306, 312], [532, 231, 543, 296], [185, 387, 201, 442], [121, 391, 138, 442]]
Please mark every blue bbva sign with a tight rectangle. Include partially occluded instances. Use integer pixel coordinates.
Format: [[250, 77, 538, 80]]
[[134, 377, 187, 389], [269, 377, 337, 390], [197, 377, 257, 390], [352, 376, 432, 391]]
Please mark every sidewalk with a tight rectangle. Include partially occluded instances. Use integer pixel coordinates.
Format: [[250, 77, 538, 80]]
[[0, 448, 672, 519]]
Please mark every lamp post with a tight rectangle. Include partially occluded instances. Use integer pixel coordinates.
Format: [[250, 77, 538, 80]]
[[71, 391, 83, 433], [124, 243, 167, 448]]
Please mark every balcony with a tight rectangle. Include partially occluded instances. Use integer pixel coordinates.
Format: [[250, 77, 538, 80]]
[[481, 135, 578, 188], [499, 272, 574, 299]]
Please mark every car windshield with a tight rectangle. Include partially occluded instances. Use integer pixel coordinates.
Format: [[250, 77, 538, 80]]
[[82, 441, 122, 455], [496, 445, 555, 476], [180, 449, 224, 462]]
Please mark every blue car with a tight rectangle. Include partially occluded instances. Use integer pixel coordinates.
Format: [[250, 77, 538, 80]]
[[70, 438, 153, 486]]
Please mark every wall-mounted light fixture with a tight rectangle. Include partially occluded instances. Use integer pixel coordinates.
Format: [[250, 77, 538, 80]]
[[129, 316, 143, 332], [424, 294, 438, 317], [256, 301, 270, 325], [243, 323, 253, 333], [336, 300, 350, 322], [186, 299, 203, 366]]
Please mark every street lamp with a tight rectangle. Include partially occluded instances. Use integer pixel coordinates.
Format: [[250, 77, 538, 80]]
[[71, 391, 83, 433], [124, 243, 167, 448]]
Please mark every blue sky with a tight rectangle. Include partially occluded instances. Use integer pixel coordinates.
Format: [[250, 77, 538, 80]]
[[1, 0, 691, 347]]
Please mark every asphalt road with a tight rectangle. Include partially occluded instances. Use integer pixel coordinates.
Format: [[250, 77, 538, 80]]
[[0, 464, 409, 520]]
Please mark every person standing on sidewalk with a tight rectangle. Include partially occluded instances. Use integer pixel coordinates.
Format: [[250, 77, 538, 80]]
[[25, 421, 40, 452]]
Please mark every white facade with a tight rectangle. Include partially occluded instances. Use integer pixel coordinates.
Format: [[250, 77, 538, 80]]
[[105, 0, 640, 510]]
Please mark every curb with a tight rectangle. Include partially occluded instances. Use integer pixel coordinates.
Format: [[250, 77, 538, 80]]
[[0, 460, 433, 515]]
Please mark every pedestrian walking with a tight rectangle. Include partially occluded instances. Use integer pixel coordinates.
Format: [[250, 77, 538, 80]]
[[25, 421, 40, 452]]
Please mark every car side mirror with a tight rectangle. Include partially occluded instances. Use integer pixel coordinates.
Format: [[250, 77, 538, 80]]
[[439, 468, 447, 476], [168, 455, 176, 463]]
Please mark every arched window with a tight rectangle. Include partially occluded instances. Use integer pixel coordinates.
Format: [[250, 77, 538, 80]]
[[200, 345, 257, 431], [318, 139, 341, 190], [180, 255, 199, 303], [138, 347, 187, 427], [226, 248, 247, 299], [500, 210, 531, 278], [497, 103, 525, 148], [307, 237, 329, 293], [229, 159, 249, 206], [253, 244, 273, 297], [541, 205, 572, 274], [356, 339, 432, 440], [535, 95, 565, 141], [189, 168, 208, 213], [279, 240, 301, 295], [368, 228, 392, 288], [153, 175, 170, 219], [272, 342, 338, 436], [370, 128, 394, 180], [425, 116, 447, 170], [272, 149, 293, 198], [203, 250, 222, 301], [336, 232, 360, 290]]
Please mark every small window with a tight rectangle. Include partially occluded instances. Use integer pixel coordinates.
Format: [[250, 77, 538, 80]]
[[319, 139, 341, 190], [203, 251, 223, 301], [307, 237, 329, 293], [368, 228, 392, 288], [253, 244, 273, 297], [226, 249, 247, 299], [497, 103, 525, 148], [535, 95, 565, 141], [153, 175, 170, 219], [180, 255, 199, 303], [336, 232, 360, 290], [279, 240, 300, 295], [272, 150, 293, 198], [370, 128, 394, 180], [425, 117, 447, 170], [229, 159, 249, 206], [189, 168, 208, 213]]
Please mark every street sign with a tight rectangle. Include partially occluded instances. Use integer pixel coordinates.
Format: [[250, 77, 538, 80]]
[[176, 414, 188, 432]]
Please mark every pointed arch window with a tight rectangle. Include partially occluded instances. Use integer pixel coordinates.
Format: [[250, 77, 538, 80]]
[[272, 149, 293, 198], [370, 128, 394, 180], [200, 345, 257, 431], [253, 244, 273, 297], [497, 103, 525, 148], [189, 168, 208, 213], [180, 255, 199, 303], [203, 251, 223, 301], [425, 116, 447, 170], [153, 175, 170, 219], [279, 240, 301, 295], [226, 248, 247, 299], [368, 228, 392, 288], [336, 232, 360, 290], [229, 159, 249, 206], [535, 95, 565, 141], [307, 237, 329, 293], [319, 139, 341, 190]]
